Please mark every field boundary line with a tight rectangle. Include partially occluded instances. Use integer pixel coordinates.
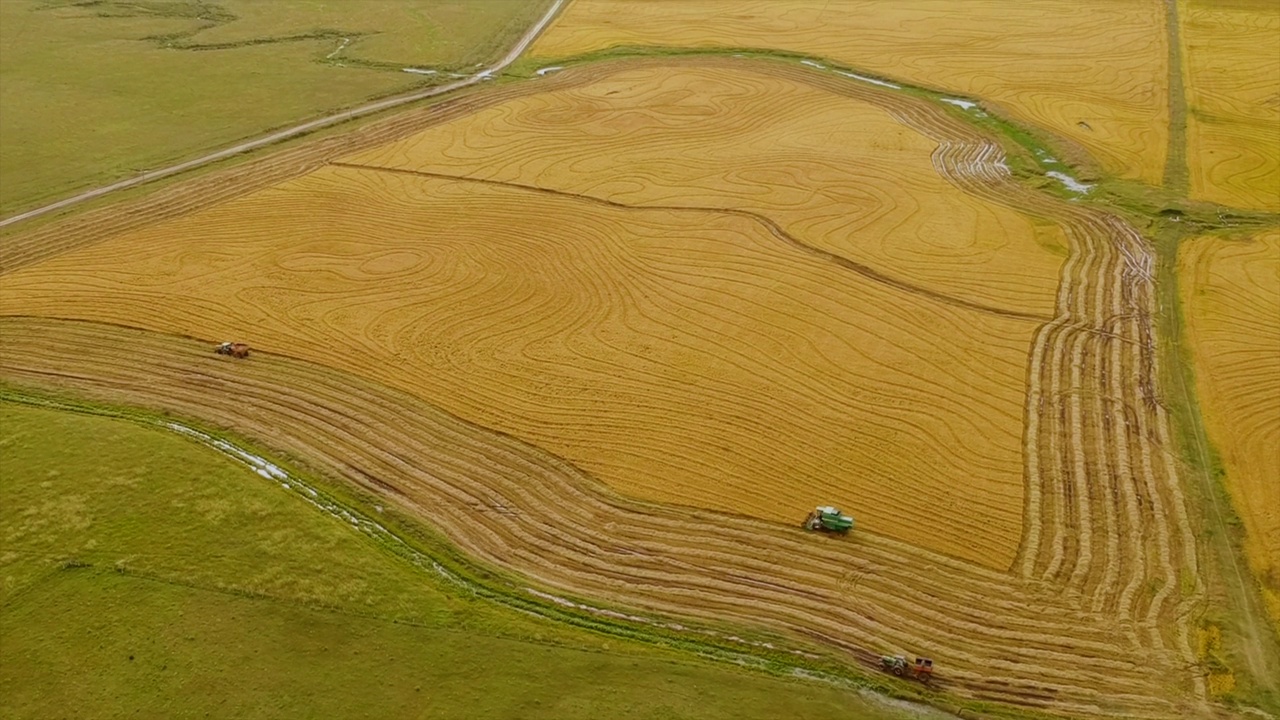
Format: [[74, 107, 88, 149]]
[[328, 161, 1053, 323]]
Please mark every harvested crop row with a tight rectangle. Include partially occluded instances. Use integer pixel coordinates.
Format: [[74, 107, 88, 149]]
[[662, 58, 1206, 702], [0, 317, 1191, 717], [893, 92, 1203, 673], [0, 56, 1209, 715]]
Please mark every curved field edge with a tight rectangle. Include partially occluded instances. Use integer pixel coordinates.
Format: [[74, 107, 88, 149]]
[[0, 400, 925, 720], [0, 46, 1264, 717], [5, 44, 1272, 269], [524, 0, 1170, 185], [0, 317, 1200, 718], [0, 382, 971, 720], [508, 45, 1097, 200], [1152, 220, 1280, 710]]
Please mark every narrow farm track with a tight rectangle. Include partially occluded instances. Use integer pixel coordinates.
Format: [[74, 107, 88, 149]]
[[0, 317, 1184, 717], [0, 56, 1210, 717]]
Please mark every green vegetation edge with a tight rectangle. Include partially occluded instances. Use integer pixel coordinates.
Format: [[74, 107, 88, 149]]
[[1, 383, 1023, 720]]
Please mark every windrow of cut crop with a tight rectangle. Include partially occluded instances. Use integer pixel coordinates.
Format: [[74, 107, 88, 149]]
[[0, 317, 1188, 717]]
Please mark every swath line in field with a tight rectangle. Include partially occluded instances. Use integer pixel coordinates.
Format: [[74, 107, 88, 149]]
[[328, 161, 1052, 324]]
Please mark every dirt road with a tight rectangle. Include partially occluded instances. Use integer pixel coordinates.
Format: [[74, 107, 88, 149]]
[[0, 0, 565, 230]]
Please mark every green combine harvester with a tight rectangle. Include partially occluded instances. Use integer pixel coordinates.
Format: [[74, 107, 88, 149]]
[[802, 506, 855, 534]]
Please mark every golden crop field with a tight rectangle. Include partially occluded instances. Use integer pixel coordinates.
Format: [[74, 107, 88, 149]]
[[0, 161, 1037, 570], [529, 0, 1169, 184], [342, 65, 1066, 317], [1180, 230, 1280, 623], [1180, 0, 1280, 211], [0, 315, 1203, 715], [0, 48, 1220, 713]]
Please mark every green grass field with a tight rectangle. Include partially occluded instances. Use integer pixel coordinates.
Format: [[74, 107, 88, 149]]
[[0, 0, 551, 217], [0, 400, 923, 719]]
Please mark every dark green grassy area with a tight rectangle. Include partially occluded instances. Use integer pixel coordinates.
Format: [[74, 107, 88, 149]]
[[0, 401, 926, 720], [0, 0, 551, 217], [4, 571, 885, 720]]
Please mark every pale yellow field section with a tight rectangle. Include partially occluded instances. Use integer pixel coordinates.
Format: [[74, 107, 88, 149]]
[[1180, 229, 1280, 623], [343, 66, 1066, 317], [530, 0, 1169, 183], [0, 163, 1038, 569], [1181, 0, 1280, 211]]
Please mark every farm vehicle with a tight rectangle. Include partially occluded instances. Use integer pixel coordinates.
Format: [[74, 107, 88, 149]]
[[215, 341, 251, 359], [802, 506, 854, 534], [880, 655, 934, 683]]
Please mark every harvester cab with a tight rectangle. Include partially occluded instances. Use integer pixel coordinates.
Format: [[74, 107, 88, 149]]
[[802, 505, 854, 534]]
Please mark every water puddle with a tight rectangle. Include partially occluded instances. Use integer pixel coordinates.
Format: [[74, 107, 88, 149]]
[[401, 68, 437, 76], [1035, 149, 1059, 165], [834, 70, 901, 90], [536, 66, 564, 76], [800, 59, 827, 69], [940, 97, 978, 110], [1046, 171, 1093, 194]]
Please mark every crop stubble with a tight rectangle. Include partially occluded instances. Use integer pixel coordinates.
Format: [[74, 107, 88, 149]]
[[0, 317, 1199, 717], [0, 64, 1065, 570], [1180, 0, 1280, 211], [341, 66, 1066, 317], [528, 0, 1170, 184], [1180, 230, 1280, 623], [0, 58, 1207, 716], [0, 162, 1033, 569]]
